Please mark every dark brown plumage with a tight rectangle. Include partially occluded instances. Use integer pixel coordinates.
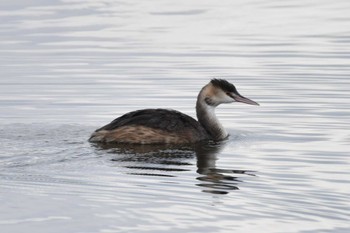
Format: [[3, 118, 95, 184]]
[[95, 108, 208, 136], [89, 79, 259, 144], [210, 79, 238, 94]]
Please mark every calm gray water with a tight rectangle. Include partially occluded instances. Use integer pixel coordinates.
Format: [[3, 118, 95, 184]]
[[1, 0, 350, 232]]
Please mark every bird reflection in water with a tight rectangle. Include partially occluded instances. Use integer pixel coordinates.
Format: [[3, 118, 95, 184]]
[[93, 141, 255, 195], [195, 142, 255, 194]]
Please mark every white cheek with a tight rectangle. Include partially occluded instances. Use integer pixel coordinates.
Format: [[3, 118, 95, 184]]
[[226, 95, 235, 103], [212, 92, 234, 104], [221, 94, 234, 103]]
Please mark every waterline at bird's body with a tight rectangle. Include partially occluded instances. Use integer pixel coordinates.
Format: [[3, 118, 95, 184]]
[[89, 79, 259, 144]]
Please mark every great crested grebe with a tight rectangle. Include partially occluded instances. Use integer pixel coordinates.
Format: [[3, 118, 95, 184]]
[[89, 79, 259, 144]]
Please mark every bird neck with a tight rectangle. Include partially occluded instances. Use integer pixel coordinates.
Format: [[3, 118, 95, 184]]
[[196, 87, 228, 141]]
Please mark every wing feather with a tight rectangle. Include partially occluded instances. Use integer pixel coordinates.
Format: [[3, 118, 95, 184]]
[[96, 108, 208, 137]]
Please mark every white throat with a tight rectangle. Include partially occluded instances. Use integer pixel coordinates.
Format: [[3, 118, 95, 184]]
[[196, 85, 229, 140]]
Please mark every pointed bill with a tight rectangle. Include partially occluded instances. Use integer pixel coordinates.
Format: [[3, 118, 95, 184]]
[[234, 95, 259, 106]]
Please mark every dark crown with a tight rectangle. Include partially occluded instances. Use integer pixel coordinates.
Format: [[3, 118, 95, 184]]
[[210, 79, 237, 93]]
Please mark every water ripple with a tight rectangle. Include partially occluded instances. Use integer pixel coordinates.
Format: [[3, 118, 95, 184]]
[[1, 0, 350, 232]]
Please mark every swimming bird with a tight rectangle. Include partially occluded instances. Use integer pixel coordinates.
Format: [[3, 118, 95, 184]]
[[89, 79, 259, 144]]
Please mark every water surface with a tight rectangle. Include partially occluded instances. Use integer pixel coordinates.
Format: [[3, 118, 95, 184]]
[[1, 0, 350, 232]]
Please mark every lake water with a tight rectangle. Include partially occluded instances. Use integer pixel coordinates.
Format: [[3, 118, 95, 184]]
[[1, 0, 350, 232]]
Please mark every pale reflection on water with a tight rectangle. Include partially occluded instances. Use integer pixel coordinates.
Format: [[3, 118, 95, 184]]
[[95, 141, 255, 194], [1, 0, 350, 233]]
